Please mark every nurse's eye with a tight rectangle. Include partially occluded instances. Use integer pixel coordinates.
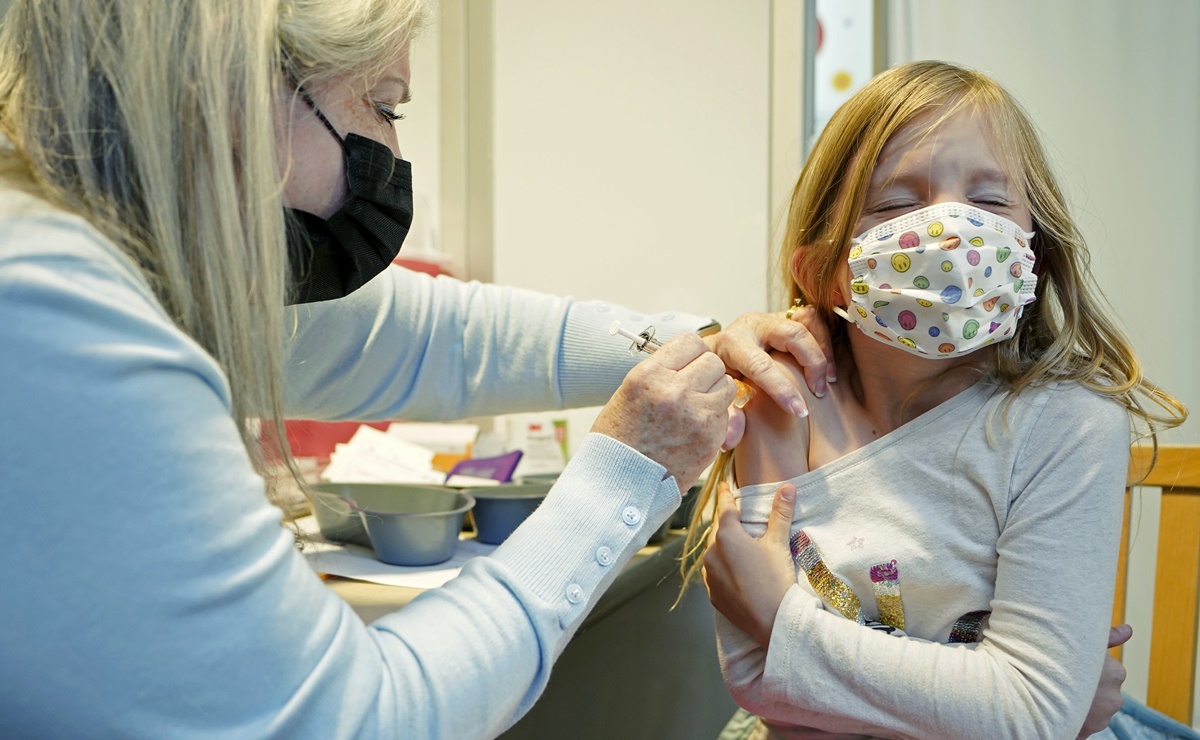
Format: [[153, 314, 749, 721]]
[[374, 102, 405, 123]]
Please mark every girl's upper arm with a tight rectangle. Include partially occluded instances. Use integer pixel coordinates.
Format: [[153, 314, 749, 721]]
[[733, 352, 813, 486]]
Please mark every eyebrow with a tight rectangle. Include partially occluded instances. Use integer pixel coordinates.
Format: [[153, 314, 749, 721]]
[[870, 167, 1013, 192], [965, 169, 1012, 186], [378, 75, 412, 103]]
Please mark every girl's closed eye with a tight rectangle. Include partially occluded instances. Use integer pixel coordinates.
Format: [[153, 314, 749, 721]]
[[968, 197, 1018, 217], [868, 200, 919, 215], [969, 195, 1011, 206]]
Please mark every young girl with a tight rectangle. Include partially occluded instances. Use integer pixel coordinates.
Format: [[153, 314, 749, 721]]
[[684, 60, 1187, 738]]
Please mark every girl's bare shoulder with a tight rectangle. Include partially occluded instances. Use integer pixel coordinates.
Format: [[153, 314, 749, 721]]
[[733, 352, 815, 486]]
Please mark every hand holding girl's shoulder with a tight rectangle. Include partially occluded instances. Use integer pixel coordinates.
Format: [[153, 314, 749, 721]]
[[733, 350, 877, 487]]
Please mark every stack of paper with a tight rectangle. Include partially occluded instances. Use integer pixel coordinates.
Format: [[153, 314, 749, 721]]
[[320, 425, 445, 484]]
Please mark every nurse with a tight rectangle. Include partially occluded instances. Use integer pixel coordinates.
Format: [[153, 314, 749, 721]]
[[0, 0, 832, 737]]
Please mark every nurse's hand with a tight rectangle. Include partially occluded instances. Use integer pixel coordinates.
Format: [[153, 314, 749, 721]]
[[703, 481, 797, 648], [703, 308, 834, 450], [592, 333, 737, 495]]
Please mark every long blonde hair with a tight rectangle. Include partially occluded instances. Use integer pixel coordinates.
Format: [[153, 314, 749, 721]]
[[0, 0, 425, 493], [680, 60, 1187, 593]]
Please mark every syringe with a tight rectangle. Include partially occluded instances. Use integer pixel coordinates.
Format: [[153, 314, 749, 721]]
[[608, 321, 756, 409]]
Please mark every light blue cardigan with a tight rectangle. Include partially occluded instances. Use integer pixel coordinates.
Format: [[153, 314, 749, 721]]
[[0, 194, 712, 738]]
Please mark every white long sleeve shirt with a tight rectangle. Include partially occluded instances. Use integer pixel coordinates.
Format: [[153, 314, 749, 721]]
[[0, 192, 713, 738], [720, 380, 1130, 739]]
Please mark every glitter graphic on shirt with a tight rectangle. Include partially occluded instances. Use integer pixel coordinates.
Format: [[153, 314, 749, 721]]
[[869, 559, 905, 631], [790, 530, 864, 624]]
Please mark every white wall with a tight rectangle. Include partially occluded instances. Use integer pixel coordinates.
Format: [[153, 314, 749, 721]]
[[402, 29, 443, 258], [491, 0, 773, 322]]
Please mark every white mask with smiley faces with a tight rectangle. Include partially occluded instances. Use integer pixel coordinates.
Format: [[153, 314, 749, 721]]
[[833, 202, 1038, 358]]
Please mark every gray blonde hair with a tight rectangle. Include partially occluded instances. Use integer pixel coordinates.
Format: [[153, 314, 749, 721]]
[[0, 0, 425, 488]]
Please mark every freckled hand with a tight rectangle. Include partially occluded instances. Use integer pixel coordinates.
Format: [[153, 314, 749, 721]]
[[608, 321, 756, 408]]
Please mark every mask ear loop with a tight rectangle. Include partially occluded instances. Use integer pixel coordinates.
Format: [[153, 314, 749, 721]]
[[297, 89, 347, 150], [280, 46, 347, 150]]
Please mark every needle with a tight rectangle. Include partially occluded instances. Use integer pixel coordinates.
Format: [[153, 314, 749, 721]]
[[609, 321, 661, 353], [608, 321, 756, 409]]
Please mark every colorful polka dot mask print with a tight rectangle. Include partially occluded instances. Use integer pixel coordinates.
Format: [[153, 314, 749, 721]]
[[833, 202, 1038, 358]]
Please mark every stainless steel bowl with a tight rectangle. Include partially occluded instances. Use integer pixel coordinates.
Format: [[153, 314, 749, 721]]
[[332, 484, 476, 566], [307, 482, 379, 548], [464, 483, 552, 545]]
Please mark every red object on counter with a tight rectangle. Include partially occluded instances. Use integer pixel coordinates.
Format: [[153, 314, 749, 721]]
[[282, 420, 388, 461]]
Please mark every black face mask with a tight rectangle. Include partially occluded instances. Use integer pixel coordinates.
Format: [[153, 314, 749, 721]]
[[284, 96, 414, 305]]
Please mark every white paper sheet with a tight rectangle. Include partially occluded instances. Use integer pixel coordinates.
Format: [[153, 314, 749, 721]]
[[320, 425, 445, 485], [296, 515, 497, 590]]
